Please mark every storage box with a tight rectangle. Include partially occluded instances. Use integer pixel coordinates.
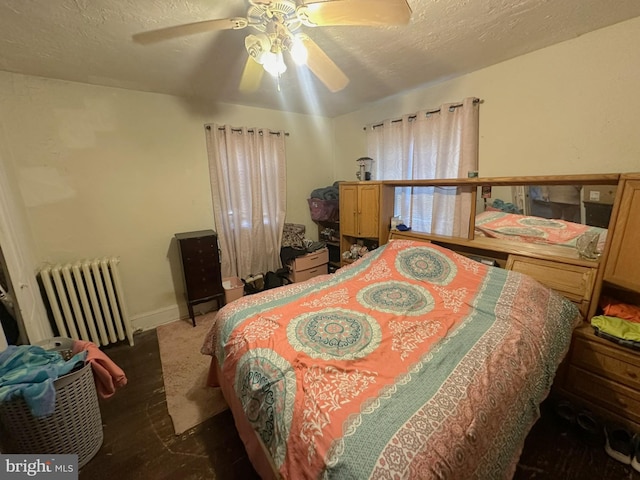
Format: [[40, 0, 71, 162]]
[[584, 185, 617, 205], [223, 277, 244, 303], [307, 198, 339, 222]]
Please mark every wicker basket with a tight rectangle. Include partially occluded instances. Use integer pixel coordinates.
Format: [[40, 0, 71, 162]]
[[0, 362, 103, 468]]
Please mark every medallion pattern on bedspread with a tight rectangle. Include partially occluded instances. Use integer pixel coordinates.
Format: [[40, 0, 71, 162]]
[[356, 281, 434, 316], [203, 240, 581, 480], [234, 348, 296, 469], [519, 217, 566, 229], [474, 210, 606, 247], [495, 226, 546, 238], [395, 247, 457, 285], [287, 308, 382, 360]]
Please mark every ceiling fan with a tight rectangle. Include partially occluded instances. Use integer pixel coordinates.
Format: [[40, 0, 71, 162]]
[[132, 0, 412, 93]]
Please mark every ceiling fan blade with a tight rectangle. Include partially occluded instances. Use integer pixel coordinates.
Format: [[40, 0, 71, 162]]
[[301, 35, 349, 93], [298, 0, 411, 27], [239, 56, 264, 93], [132, 17, 248, 45]]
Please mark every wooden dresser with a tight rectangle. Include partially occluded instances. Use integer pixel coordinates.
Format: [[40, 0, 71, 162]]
[[289, 248, 328, 283], [175, 230, 224, 326], [562, 323, 640, 429], [558, 173, 640, 430], [339, 182, 394, 267]]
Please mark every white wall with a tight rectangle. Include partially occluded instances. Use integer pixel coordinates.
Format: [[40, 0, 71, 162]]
[[333, 16, 640, 180], [0, 73, 334, 333]]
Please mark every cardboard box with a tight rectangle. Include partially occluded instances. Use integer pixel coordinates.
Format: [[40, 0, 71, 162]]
[[584, 185, 617, 205], [223, 277, 244, 303]]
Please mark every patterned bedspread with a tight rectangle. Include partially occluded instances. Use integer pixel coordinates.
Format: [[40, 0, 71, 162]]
[[475, 210, 606, 248], [201, 240, 581, 479]]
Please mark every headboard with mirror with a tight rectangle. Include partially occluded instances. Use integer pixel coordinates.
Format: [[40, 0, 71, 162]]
[[387, 172, 640, 434], [474, 183, 618, 255], [384, 173, 621, 317]]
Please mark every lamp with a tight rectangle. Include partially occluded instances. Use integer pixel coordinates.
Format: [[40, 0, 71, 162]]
[[263, 50, 287, 76], [289, 35, 308, 65]]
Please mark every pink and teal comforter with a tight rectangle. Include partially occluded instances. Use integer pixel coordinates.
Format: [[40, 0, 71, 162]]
[[202, 240, 581, 479], [475, 210, 606, 248]]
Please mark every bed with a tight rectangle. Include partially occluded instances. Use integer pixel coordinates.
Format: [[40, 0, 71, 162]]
[[201, 239, 581, 479], [474, 210, 607, 249]]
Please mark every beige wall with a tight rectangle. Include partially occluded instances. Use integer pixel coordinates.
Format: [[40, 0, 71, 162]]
[[2, 15, 640, 338], [0, 72, 334, 332], [333, 16, 640, 181]]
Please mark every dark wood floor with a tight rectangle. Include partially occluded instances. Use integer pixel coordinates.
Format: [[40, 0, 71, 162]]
[[79, 328, 259, 480], [80, 329, 640, 479]]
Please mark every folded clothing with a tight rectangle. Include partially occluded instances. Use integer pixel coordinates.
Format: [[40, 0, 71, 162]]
[[593, 327, 640, 351], [600, 296, 640, 323], [0, 345, 87, 417], [591, 315, 640, 343]]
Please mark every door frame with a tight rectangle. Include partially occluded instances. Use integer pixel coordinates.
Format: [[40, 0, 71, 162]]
[[0, 138, 52, 346]]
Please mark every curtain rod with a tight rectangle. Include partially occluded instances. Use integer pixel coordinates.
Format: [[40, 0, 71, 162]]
[[205, 125, 289, 136], [364, 98, 481, 131]]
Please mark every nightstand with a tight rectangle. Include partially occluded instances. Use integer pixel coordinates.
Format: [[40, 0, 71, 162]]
[[560, 323, 640, 431]]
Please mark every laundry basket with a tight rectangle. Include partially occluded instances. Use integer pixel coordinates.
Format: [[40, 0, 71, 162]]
[[0, 339, 103, 468]]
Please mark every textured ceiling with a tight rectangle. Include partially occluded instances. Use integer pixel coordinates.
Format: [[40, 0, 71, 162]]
[[1, 0, 640, 117]]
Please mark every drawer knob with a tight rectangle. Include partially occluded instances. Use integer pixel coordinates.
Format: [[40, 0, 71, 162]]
[[627, 370, 638, 379]]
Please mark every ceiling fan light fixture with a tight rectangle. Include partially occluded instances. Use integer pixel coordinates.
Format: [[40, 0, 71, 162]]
[[134, 0, 413, 93], [290, 35, 308, 65], [263, 50, 287, 77], [245, 33, 271, 64]]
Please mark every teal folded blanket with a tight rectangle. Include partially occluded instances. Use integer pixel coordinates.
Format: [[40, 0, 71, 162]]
[[0, 345, 87, 417]]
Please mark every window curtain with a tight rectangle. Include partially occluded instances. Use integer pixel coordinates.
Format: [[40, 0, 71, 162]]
[[366, 115, 414, 229], [205, 124, 287, 279], [367, 97, 479, 236]]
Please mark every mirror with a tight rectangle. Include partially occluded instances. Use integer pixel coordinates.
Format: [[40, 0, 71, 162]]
[[474, 184, 618, 252], [476, 184, 617, 226]]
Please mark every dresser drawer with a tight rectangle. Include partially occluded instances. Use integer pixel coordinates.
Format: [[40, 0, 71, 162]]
[[184, 267, 223, 299], [291, 264, 328, 283], [506, 255, 595, 303], [566, 365, 640, 424], [293, 249, 329, 271], [571, 335, 640, 390]]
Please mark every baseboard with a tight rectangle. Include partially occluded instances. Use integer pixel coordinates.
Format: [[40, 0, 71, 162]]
[[130, 301, 219, 332], [130, 304, 186, 332]]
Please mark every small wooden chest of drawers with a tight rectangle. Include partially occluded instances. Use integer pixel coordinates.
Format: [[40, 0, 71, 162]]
[[561, 323, 640, 429], [175, 230, 224, 326], [289, 248, 329, 283]]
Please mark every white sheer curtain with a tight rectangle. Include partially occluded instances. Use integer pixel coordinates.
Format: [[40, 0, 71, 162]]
[[205, 124, 287, 279], [367, 97, 479, 236]]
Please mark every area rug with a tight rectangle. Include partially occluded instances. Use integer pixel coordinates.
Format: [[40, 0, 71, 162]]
[[157, 312, 228, 435]]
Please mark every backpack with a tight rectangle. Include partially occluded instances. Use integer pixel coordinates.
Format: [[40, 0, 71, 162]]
[[264, 268, 291, 290]]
